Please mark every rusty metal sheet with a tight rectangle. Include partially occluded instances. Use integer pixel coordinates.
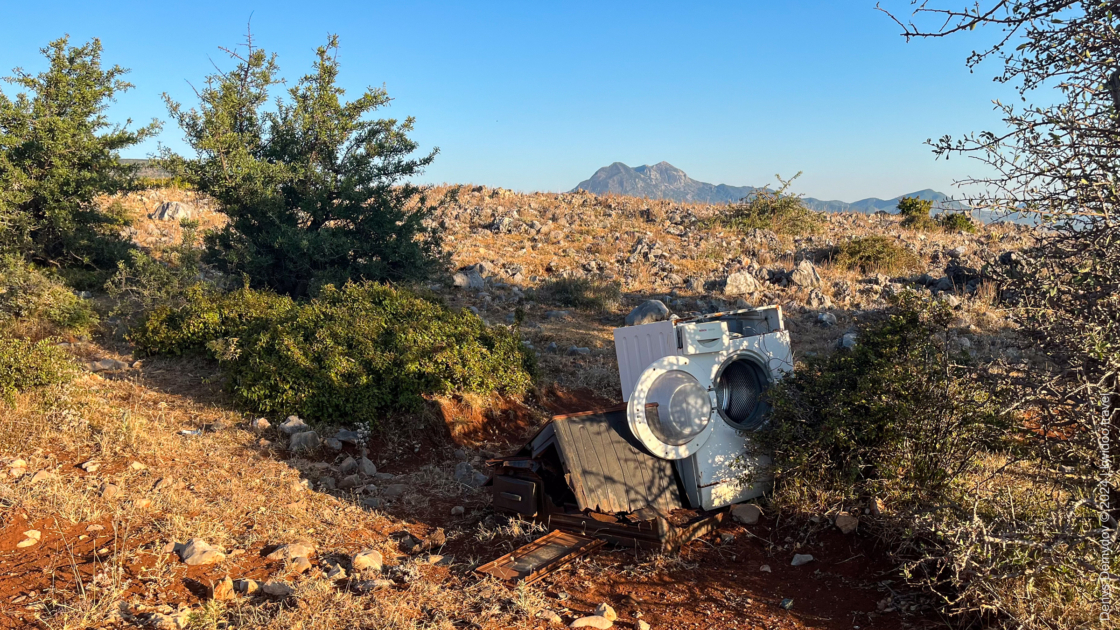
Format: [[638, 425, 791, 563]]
[[551, 408, 684, 515], [474, 530, 604, 584]]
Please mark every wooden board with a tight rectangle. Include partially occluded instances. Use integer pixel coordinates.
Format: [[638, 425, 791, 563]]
[[551, 409, 684, 515], [474, 530, 604, 584]]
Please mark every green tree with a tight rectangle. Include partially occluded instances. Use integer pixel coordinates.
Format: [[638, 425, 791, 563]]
[[164, 33, 446, 297], [0, 36, 158, 268], [896, 195, 936, 230]]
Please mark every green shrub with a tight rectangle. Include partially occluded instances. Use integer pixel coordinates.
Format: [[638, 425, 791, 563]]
[[757, 292, 1095, 625], [833, 236, 921, 274], [133, 282, 536, 427], [720, 178, 825, 236], [106, 219, 206, 320], [535, 277, 621, 312], [0, 334, 76, 404], [897, 196, 938, 231], [936, 211, 977, 233], [0, 255, 98, 334], [760, 292, 1005, 506]]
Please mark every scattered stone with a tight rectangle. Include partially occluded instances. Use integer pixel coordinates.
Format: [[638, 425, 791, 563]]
[[251, 418, 271, 431], [151, 201, 193, 221], [234, 579, 260, 595], [334, 429, 361, 443], [780, 597, 795, 610], [153, 477, 175, 492], [86, 524, 104, 532], [358, 456, 377, 477], [638, 621, 652, 630], [279, 416, 310, 435], [835, 512, 859, 534], [537, 610, 564, 625], [16, 530, 40, 548], [209, 576, 234, 601], [29, 470, 55, 484], [624, 300, 671, 326], [382, 483, 409, 499], [730, 503, 762, 525], [452, 268, 485, 289], [101, 483, 121, 500], [870, 497, 885, 517], [570, 615, 613, 629], [724, 271, 762, 296], [352, 578, 394, 593], [361, 497, 384, 510], [266, 541, 315, 562], [288, 431, 320, 452], [760, 564, 771, 573], [791, 554, 814, 567], [87, 358, 129, 372], [817, 312, 837, 327], [837, 332, 858, 350], [324, 438, 343, 451], [806, 288, 833, 309], [179, 539, 226, 566], [261, 580, 294, 598], [338, 474, 362, 490], [80, 460, 101, 473], [720, 532, 735, 545], [789, 260, 821, 288], [322, 558, 347, 579], [147, 611, 188, 629], [450, 505, 465, 516], [338, 456, 358, 474], [133, 498, 152, 509], [594, 603, 617, 621], [130, 461, 147, 470], [567, 346, 591, 356], [545, 310, 572, 320], [289, 556, 312, 574], [351, 549, 384, 572]]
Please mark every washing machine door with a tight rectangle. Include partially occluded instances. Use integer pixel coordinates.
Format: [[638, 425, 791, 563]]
[[626, 356, 717, 460]]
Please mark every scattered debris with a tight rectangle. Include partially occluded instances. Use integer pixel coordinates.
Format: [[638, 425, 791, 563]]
[[791, 554, 814, 567]]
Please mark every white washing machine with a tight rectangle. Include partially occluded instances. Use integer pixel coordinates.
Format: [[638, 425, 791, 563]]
[[614, 308, 793, 511]]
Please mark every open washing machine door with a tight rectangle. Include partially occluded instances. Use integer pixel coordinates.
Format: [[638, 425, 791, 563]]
[[626, 355, 718, 460]]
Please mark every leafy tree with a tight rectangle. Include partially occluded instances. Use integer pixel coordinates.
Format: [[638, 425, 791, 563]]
[[896, 195, 936, 230], [164, 33, 446, 297], [880, 1, 1118, 625], [0, 37, 158, 268]]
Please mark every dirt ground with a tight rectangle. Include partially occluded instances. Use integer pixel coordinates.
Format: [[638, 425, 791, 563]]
[[0, 344, 943, 630]]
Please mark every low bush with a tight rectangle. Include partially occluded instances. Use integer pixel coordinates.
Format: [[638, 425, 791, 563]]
[[0, 255, 98, 335], [720, 184, 825, 236], [535, 277, 621, 312], [133, 282, 536, 427], [936, 211, 977, 233], [833, 235, 921, 274], [106, 219, 207, 320], [0, 334, 76, 404], [758, 291, 1098, 627], [898, 196, 938, 231]]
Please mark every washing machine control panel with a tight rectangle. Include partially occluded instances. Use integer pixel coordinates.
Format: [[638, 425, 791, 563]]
[[677, 321, 729, 355]]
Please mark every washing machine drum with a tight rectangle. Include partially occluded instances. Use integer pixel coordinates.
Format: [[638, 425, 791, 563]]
[[627, 356, 717, 460], [714, 354, 772, 430]]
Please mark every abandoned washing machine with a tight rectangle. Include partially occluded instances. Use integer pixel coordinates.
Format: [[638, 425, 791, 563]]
[[613, 305, 793, 510]]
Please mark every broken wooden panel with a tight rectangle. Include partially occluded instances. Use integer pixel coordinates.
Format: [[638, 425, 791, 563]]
[[551, 408, 684, 515], [475, 530, 604, 584]]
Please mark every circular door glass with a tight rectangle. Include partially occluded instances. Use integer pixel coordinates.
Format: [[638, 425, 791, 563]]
[[643, 369, 712, 445], [715, 355, 771, 430]]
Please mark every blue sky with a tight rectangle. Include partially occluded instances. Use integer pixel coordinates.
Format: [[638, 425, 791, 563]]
[[0, 1, 1018, 201]]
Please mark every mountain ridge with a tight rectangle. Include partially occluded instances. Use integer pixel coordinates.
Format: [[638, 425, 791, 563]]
[[571, 161, 962, 215]]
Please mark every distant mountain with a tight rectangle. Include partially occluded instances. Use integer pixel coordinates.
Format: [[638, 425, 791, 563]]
[[571, 162, 966, 216]]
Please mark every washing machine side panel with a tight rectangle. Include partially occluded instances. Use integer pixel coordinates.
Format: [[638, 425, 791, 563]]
[[614, 321, 679, 402], [694, 421, 774, 510], [674, 456, 703, 509]]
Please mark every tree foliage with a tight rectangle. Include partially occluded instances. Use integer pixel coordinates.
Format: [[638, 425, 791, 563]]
[[881, 1, 1118, 625], [0, 36, 158, 267], [164, 33, 446, 297]]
